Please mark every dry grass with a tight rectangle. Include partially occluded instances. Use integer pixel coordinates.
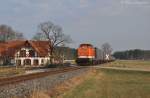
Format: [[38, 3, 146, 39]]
[[102, 60, 150, 69], [62, 68, 150, 98], [0, 67, 25, 78], [30, 91, 50, 98]]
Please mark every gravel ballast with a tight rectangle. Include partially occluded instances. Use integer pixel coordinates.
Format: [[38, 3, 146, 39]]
[[0, 68, 90, 98]]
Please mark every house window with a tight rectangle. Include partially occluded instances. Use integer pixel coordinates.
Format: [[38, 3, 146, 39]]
[[24, 59, 31, 65], [33, 59, 39, 66], [29, 50, 35, 57], [41, 59, 44, 65], [20, 50, 26, 57], [16, 52, 19, 58], [16, 60, 21, 66]]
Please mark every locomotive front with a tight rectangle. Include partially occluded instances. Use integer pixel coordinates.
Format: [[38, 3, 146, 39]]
[[76, 44, 95, 65]]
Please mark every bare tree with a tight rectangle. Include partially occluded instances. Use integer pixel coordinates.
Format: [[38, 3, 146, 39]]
[[38, 21, 72, 64], [15, 32, 24, 40], [0, 24, 24, 41], [0, 25, 13, 41], [101, 43, 113, 60], [32, 32, 47, 41]]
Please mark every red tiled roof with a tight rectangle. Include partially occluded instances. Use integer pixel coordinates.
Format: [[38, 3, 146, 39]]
[[0, 42, 7, 56], [0, 40, 50, 57], [6, 40, 27, 57], [29, 41, 50, 57]]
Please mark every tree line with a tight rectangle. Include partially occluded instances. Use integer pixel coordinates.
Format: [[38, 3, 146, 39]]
[[113, 49, 150, 60], [0, 24, 24, 41]]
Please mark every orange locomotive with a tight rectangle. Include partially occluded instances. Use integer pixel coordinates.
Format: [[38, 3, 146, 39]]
[[76, 44, 96, 65], [76, 43, 114, 65], [77, 44, 95, 59]]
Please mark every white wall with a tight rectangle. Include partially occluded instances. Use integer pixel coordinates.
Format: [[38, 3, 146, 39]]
[[14, 47, 50, 66]]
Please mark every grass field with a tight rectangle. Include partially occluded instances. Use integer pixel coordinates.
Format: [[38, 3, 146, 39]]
[[0, 67, 25, 78], [103, 60, 150, 69], [62, 68, 150, 98]]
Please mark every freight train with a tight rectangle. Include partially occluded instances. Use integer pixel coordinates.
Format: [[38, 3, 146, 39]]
[[76, 44, 114, 65]]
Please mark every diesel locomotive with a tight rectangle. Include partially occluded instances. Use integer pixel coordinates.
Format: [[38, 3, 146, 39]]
[[76, 43, 113, 65]]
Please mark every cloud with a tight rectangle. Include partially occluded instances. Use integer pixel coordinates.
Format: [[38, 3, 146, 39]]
[[120, 0, 150, 6]]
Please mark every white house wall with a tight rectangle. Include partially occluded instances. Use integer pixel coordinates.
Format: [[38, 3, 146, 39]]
[[15, 57, 50, 66], [14, 47, 50, 66]]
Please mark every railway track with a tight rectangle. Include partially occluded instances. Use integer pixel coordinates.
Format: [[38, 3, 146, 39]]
[[0, 67, 82, 87]]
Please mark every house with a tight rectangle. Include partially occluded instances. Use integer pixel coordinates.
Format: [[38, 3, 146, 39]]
[[0, 40, 50, 66]]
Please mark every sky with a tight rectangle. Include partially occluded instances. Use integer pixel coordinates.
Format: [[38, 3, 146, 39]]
[[0, 0, 150, 51]]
